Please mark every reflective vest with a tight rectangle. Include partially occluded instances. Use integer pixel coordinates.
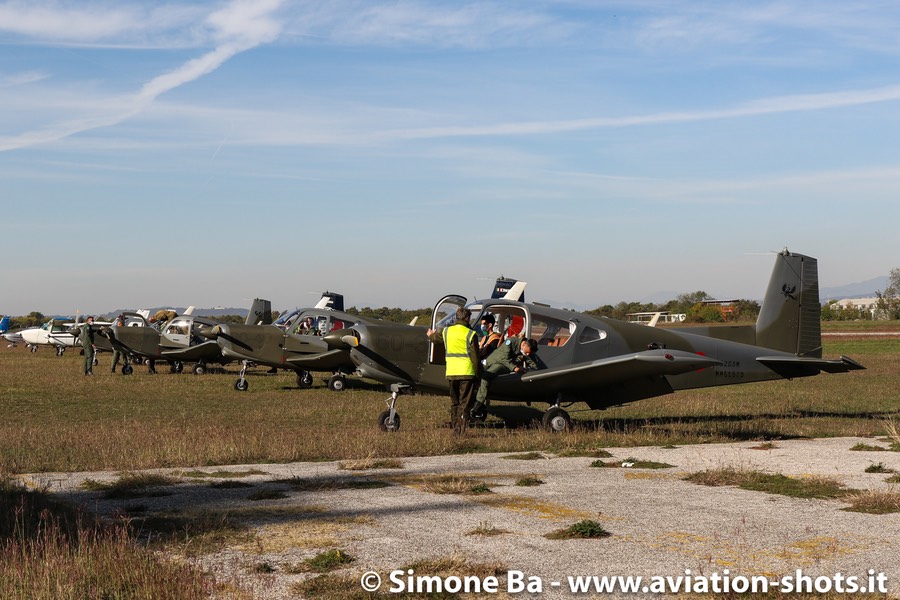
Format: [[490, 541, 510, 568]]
[[443, 323, 477, 377]]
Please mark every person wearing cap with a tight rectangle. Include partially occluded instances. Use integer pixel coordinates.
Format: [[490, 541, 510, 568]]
[[79, 316, 97, 376], [470, 336, 545, 421], [426, 307, 480, 434]]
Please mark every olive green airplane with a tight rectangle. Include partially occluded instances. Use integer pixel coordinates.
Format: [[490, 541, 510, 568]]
[[321, 249, 864, 431], [199, 293, 368, 391], [98, 299, 272, 375], [200, 279, 528, 392]]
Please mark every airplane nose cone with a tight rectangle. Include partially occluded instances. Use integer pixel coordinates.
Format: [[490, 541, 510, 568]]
[[197, 325, 221, 340], [323, 328, 359, 350]]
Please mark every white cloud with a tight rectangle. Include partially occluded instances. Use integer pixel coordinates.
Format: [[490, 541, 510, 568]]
[[0, 0, 286, 152]]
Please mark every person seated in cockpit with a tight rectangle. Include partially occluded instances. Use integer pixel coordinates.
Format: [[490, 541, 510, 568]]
[[470, 337, 545, 421]]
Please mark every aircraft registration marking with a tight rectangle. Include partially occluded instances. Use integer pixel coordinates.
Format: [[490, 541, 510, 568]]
[[713, 360, 744, 378]]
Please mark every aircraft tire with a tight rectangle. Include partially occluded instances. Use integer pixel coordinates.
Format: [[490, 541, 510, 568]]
[[296, 371, 313, 388], [173, 361, 184, 374], [541, 407, 571, 432], [378, 409, 401, 432], [133, 357, 144, 365], [327, 374, 346, 392], [192, 363, 206, 376], [56, 347, 65, 356], [234, 379, 249, 391], [122, 364, 134, 375], [31, 346, 38, 353]]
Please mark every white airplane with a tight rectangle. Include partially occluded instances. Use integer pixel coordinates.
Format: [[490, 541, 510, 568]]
[[1, 316, 24, 347], [20, 316, 110, 355]]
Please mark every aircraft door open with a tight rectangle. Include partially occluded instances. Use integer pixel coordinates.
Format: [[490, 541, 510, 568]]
[[429, 294, 467, 365]]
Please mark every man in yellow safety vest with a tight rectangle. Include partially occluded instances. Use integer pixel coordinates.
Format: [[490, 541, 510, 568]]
[[427, 307, 481, 434]]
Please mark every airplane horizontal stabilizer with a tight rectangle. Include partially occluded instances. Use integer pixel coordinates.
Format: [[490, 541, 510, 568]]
[[756, 355, 866, 378], [520, 349, 722, 389]]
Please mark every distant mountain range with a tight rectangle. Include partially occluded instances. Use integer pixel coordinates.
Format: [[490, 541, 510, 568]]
[[105, 307, 253, 319], [819, 276, 890, 300]]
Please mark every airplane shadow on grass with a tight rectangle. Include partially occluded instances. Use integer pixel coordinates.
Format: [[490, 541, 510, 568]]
[[479, 405, 900, 442]]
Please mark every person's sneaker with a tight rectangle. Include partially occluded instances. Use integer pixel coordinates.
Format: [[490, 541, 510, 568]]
[[469, 402, 486, 420]]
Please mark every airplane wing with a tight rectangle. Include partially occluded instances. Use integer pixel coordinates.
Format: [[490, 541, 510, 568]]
[[161, 341, 221, 361], [284, 349, 348, 369], [520, 349, 722, 389], [756, 355, 865, 378]]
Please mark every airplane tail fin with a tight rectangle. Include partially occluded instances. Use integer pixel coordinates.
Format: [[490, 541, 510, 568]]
[[314, 292, 345, 311], [491, 276, 526, 302], [754, 249, 822, 357], [245, 298, 273, 325], [0, 316, 9, 334]]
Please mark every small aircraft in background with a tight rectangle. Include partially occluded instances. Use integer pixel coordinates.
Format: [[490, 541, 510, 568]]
[[200, 292, 366, 391], [1, 316, 23, 347], [20, 316, 110, 355], [99, 299, 271, 375], [322, 250, 864, 432]]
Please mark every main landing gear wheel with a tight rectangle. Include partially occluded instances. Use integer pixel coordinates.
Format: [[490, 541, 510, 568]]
[[31, 346, 38, 353], [327, 374, 346, 392], [378, 410, 401, 432], [541, 407, 572, 432], [192, 363, 206, 376], [122, 364, 134, 375], [56, 347, 65, 356], [133, 357, 144, 365], [92, 356, 99, 366], [234, 379, 249, 391], [296, 371, 313, 388], [170, 361, 184, 374]]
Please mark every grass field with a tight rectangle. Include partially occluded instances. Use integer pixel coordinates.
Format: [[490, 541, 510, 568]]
[[1, 331, 897, 475], [1, 329, 898, 599]]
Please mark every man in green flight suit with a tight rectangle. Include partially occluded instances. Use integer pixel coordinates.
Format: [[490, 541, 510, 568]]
[[470, 336, 545, 420], [80, 316, 97, 376], [109, 315, 130, 373]]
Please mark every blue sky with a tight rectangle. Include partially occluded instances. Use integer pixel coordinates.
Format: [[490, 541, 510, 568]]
[[2, 0, 899, 316]]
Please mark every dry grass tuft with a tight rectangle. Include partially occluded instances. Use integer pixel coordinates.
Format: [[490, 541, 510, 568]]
[[842, 490, 900, 514], [275, 475, 390, 491], [545, 519, 611, 540], [338, 456, 405, 471], [749, 441, 778, 450], [179, 468, 267, 479], [591, 457, 675, 469], [850, 443, 888, 452], [80, 472, 181, 499], [287, 548, 355, 573], [466, 521, 511, 536], [417, 474, 493, 495], [686, 468, 848, 499], [501, 451, 546, 460], [556, 447, 614, 458]]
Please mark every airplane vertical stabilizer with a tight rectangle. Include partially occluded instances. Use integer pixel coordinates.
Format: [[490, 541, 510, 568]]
[[245, 298, 273, 325], [755, 249, 822, 357], [0, 316, 9, 334]]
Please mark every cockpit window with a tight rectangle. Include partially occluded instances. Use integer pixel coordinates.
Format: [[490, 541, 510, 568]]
[[532, 317, 576, 348], [578, 327, 608, 344], [165, 318, 191, 336]]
